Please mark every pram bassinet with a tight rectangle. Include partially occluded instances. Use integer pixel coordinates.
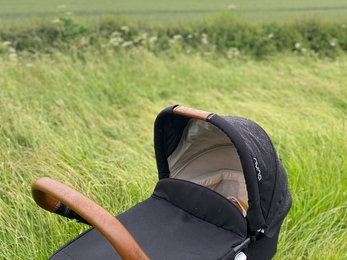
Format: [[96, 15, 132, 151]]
[[32, 105, 292, 260]]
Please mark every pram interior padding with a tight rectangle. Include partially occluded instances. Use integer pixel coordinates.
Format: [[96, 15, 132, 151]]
[[50, 178, 246, 260]]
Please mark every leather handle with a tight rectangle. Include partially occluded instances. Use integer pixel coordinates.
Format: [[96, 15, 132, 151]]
[[32, 177, 150, 260], [173, 105, 213, 121]]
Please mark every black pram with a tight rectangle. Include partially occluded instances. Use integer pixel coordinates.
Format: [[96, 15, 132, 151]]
[[32, 105, 292, 260]]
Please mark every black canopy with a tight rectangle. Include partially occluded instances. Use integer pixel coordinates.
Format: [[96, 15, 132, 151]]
[[154, 105, 292, 238]]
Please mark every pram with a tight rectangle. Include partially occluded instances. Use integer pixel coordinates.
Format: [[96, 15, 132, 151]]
[[32, 105, 292, 260]]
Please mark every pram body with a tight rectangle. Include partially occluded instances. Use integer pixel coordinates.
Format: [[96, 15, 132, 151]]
[[32, 105, 292, 260]]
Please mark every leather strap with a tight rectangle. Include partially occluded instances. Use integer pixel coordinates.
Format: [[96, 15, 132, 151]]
[[32, 177, 149, 260], [173, 105, 213, 121]]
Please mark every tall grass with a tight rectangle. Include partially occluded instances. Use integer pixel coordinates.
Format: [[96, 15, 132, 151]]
[[0, 49, 347, 259]]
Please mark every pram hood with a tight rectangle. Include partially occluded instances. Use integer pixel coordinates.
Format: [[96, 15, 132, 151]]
[[154, 105, 292, 238]]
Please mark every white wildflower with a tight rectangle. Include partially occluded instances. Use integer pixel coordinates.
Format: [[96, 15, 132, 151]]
[[226, 47, 240, 59], [294, 43, 301, 49], [227, 4, 237, 9], [110, 38, 121, 46], [202, 38, 208, 44], [201, 34, 208, 45], [9, 52, 17, 61], [8, 47, 16, 53], [268, 33, 274, 39], [187, 34, 193, 39], [121, 26, 129, 33], [173, 34, 182, 40], [51, 18, 60, 24], [149, 36, 158, 43], [301, 48, 307, 53], [26, 63, 34, 67], [3, 41, 12, 46], [111, 31, 121, 37], [122, 41, 133, 48], [109, 38, 118, 46], [133, 36, 143, 44], [109, 34, 124, 46], [79, 38, 89, 46], [330, 39, 337, 47]]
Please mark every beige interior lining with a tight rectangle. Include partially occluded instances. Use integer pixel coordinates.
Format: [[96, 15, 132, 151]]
[[168, 119, 249, 211], [191, 169, 248, 208]]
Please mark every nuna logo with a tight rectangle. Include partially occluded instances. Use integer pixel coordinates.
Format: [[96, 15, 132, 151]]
[[253, 157, 262, 181]]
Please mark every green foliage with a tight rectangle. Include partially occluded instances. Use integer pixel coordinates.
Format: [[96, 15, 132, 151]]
[[0, 16, 90, 54], [1, 12, 347, 59]]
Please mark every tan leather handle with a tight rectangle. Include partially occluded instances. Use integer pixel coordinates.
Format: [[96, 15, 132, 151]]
[[173, 105, 213, 121], [32, 177, 150, 260]]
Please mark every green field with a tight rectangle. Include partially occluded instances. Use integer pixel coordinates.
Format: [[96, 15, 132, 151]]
[[1, 0, 347, 22], [1, 49, 347, 259]]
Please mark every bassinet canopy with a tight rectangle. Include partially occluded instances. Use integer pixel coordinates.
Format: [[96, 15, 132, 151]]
[[154, 105, 292, 238]]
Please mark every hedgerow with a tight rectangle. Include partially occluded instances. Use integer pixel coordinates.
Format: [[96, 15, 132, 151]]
[[1, 12, 346, 59]]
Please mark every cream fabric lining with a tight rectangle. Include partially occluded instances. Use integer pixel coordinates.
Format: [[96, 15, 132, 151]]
[[191, 170, 248, 208], [168, 119, 249, 210]]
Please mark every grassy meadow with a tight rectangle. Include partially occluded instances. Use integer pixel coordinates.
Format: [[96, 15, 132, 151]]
[[1, 4, 347, 260], [1, 49, 347, 259]]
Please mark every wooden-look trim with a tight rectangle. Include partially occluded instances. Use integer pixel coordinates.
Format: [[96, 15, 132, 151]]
[[32, 177, 150, 260], [173, 105, 213, 121]]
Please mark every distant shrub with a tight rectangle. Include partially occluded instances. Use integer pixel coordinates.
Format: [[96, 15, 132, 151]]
[[1, 12, 347, 59]]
